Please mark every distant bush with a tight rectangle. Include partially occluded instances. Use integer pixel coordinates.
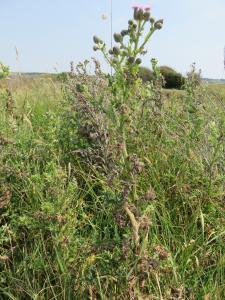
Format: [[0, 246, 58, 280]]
[[138, 66, 154, 82], [159, 65, 184, 89]]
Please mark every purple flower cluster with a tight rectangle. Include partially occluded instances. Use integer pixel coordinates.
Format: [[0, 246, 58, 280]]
[[132, 3, 151, 11], [132, 3, 152, 21]]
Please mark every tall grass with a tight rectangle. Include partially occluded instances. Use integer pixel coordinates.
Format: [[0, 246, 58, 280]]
[[0, 70, 224, 299]]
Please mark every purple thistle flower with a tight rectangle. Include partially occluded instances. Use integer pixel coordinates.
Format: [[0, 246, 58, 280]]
[[132, 3, 151, 11]]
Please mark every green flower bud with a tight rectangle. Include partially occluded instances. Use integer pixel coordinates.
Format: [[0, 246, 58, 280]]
[[155, 23, 163, 30], [113, 46, 120, 56], [127, 56, 135, 64], [121, 30, 128, 37], [93, 35, 103, 44], [135, 58, 142, 65], [128, 20, 134, 26], [154, 19, 164, 30], [150, 17, 155, 24], [143, 11, 150, 21], [93, 46, 99, 51], [109, 49, 114, 55], [114, 33, 123, 43], [136, 9, 144, 21]]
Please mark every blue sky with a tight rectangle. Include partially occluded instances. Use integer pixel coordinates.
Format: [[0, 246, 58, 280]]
[[1, 0, 225, 78]]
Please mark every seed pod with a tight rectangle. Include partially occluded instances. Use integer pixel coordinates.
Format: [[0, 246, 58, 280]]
[[135, 58, 142, 65], [114, 33, 123, 43], [127, 56, 135, 64], [113, 46, 120, 56], [93, 35, 102, 44]]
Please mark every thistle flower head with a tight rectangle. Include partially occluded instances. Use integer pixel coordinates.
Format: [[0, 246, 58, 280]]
[[132, 4, 151, 11], [132, 4, 151, 21]]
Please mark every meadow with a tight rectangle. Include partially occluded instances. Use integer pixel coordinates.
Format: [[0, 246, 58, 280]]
[[0, 6, 225, 300]]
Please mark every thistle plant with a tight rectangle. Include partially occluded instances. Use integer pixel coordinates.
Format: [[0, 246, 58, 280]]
[[92, 5, 163, 161], [93, 4, 163, 91]]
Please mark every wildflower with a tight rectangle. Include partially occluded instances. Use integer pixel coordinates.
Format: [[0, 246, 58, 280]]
[[134, 8, 144, 21], [132, 4, 151, 20], [132, 4, 151, 11]]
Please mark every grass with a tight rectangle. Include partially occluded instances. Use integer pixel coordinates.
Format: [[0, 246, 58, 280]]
[[0, 74, 225, 299]]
